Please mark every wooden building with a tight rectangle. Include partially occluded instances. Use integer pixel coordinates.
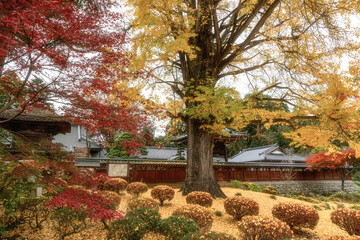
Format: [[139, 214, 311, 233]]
[[0, 108, 71, 145]]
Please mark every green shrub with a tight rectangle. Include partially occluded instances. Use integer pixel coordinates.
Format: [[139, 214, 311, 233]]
[[214, 211, 223, 217], [186, 191, 213, 208], [182, 231, 236, 240], [324, 202, 331, 210], [242, 182, 252, 190], [296, 195, 322, 204], [151, 185, 175, 206], [125, 208, 161, 230], [272, 202, 319, 229], [229, 180, 243, 189], [337, 203, 346, 209], [328, 192, 360, 203], [352, 205, 360, 211], [18, 196, 50, 229], [127, 197, 159, 211], [51, 207, 87, 240], [224, 196, 259, 220], [238, 216, 293, 240], [270, 195, 277, 200], [172, 205, 213, 229], [126, 182, 148, 196], [107, 218, 148, 240], [235, 192, 242, 196], [157, 216, 200, 240], [313, 205, 322, 211], [103, 178, 128, 193], [331, 208, 360, 236], [248, 183, 262, 192], [262, 185, 278, 195]]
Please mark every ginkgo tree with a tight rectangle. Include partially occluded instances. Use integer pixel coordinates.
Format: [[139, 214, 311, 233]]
[[127, 0, 360, 197]]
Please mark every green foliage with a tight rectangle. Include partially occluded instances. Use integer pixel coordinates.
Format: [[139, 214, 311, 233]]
[[238, 216, 294, 240], [324, 203, 331, 210], [224, 196, 259, 220], [51, 207, 87, 240], [272, 202, 319, 229], [352, 205, 360, 211], [157, 216, 200, 240], [214, 211, 223, 217], [229, 180, 245, 189], [235, 192, 242, 196], [182, 231, 236, 240], [107, 218, 149, 240], [125, 208, 161, 230], [106, 132, 148, 158], [331, 208, 360, 236], [248, 183, 262, 192], [270, 195, 277, 200], [327, 192, 360, 203], [295, 195, 322, 204], [18, 197, 51, 229]]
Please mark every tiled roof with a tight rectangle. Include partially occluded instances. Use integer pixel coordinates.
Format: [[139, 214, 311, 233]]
[[229, 144, 306, 163]]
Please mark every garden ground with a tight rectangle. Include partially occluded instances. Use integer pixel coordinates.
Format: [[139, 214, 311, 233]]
[[12, 187, 359, 239]]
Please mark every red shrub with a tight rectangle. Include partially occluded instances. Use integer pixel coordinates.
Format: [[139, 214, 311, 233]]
[[126, 182, 148, 196], [151, 185, 175, 206], [127, 197, 159, 211], [173, 204, 213, 230], [186, 191, 213, 208], [272, 202, 319, 229], [331, 208, 360, 236], [103, 178, 128, 193], [238, 216, 293, 240], [47, 188, 123, 220], [224, 196, 259, 220], [99, 190, 121, 210]]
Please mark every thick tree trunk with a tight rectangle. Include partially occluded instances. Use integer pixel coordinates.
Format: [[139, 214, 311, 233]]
[[181, 118, 226, 198]]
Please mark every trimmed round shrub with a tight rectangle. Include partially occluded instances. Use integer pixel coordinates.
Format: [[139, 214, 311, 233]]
[[182, 231, 236, 240], [126, 182, 148, 196], [331, 208, 360, 236], [224, 196, 259, 220], [186, 191, 213, 208], [151, 185, 175, 206], [107, 218, 148, 240], [127, 197, 159, 211], [272, 202, 319, 229], [125, 207, 161, 230], [238, 216, 294, 240], [67, 185, 85, 190], [157, 216, 200, 240], [261, 185, 278, 195], [103, 178, 128, 193], [100, 190, 121, 210], [172, 204, 213, 229]]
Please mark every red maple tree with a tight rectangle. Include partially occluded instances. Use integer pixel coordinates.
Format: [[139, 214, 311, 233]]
[[0, 0, 124, 120], [305, 149, 360, 191]]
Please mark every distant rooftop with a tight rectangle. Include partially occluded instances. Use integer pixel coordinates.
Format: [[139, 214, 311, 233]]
[[229, 144, 306, 163]]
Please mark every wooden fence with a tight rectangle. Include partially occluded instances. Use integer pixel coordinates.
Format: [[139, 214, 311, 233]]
[[126, 165, 345, 183]]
